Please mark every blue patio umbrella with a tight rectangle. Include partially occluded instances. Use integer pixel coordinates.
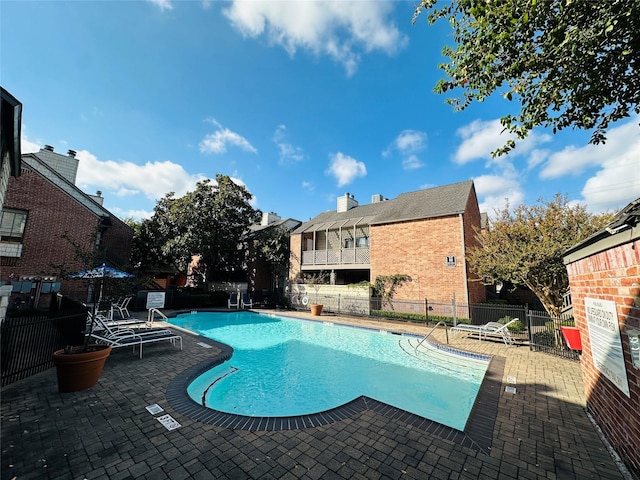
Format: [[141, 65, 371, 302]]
[[68, 264, 134, 280], [68, 264, 134, 302]]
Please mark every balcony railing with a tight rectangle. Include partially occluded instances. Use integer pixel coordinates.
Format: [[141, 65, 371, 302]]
[[301, 247, 370, 266]]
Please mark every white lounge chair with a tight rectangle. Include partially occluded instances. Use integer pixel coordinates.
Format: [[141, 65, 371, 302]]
[[90, 312, 169, 335], [89, 313, 182, 358], [241, 292, 253, 309], [113, 295, 133, 319], [95, 300, 114, 320], [91, 329, 182, 359], [451, 319, 518, 345], [228, 292, 239, 309]]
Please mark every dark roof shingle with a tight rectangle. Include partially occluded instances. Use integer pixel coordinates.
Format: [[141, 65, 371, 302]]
[[292, 180, 474, 234]]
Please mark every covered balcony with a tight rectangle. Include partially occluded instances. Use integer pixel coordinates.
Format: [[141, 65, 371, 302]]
[[300, 217, 372, 268]]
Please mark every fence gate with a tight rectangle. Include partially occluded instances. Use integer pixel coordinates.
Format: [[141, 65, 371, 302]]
[[527, 310, 580, 361]]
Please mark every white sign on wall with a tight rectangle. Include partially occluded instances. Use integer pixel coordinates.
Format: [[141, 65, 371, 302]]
[[584, 297, 629, 397], [146, 291, 166, 310]]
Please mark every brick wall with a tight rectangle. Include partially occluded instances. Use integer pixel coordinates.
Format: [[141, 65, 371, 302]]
[[101, 217, 133, 267], [289, 234, 302, 282], [1, 167, 132, 298], [462, 186, 486, 304], [370, 215, 471, 304], [566, 239, 640, 478]]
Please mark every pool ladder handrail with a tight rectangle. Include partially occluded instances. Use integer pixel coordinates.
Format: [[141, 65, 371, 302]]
[[415, 321, 448, 350], [147, 307, 168, 324]]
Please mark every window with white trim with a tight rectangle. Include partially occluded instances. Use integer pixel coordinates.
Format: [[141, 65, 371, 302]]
[[0, 209, 27, 243], [0, 209, 27, 258]]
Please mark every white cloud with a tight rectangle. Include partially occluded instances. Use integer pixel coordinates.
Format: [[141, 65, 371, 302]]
[[395, 130, 427, 154], [473, 173, 524, 216], [538, 118, 640, 212], [111, 207, 155, 221], [223, 1, 408, 76], [20, 133, 41, 154], [75, 150, 206, 201], [326, 152, 366, 187], [147, 0, 173, 11], [274, 125, 304, 164], [526, 149, 549, 171], [302, 180, 314, 192], [454, 119, 551, 166], [454, 119, 504, 165], [402, 155, 423, 170], [384, 129, 427, 170], [541, 119, 640, 177], [581, 156, 640, 213], [199, 118, 257, 155]]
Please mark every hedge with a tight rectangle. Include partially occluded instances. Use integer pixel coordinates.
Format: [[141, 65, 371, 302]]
[[371, 310, 470, 325]]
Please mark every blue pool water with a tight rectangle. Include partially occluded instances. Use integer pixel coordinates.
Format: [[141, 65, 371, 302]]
[[170, 311, 489, 431]]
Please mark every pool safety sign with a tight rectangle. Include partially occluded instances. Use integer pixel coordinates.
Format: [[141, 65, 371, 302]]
[[584, 298, 629, 397], [146, 291, 166, 309]]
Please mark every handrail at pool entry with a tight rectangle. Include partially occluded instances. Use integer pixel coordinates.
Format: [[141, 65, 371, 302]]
[[415, 321, 448, 350], [148, 308, 168, 324]]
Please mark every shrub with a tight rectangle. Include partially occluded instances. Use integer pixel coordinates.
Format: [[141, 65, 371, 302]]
[[371, 310, 470, 325], [532, 330, 555, 347], [498, 315, 524, 332]]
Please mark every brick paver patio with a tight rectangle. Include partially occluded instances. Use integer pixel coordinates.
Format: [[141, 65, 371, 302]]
[[1, 309, 628, 479]]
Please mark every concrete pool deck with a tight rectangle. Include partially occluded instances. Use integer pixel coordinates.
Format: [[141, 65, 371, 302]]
[[1, 309, 629, 479]]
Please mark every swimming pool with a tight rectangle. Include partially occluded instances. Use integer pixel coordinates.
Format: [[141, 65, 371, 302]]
[[170, 311, 490, 431]]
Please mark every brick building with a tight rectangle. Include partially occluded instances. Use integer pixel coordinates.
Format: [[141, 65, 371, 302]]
[[0, 87, 22, 319], [0, 146, 134, 307], [563, 198, 640, 478], [289, 180, 485, 305]]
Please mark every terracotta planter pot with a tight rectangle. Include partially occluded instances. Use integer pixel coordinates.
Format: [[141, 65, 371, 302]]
[[52, 344, 112, 393], [310, 304, 323, 316]]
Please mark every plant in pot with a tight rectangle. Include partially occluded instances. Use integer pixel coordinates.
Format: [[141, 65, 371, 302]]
[[304, 272, 328, 316], [51, 295, 112, 393], [49, 230, 136, 393]]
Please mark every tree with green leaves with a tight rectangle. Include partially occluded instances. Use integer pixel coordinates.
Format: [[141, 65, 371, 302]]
[[132, 175, 259, 282], [252, 225, 293, 292], [467, 195, 614, 317], [414, 0, 640, 155]]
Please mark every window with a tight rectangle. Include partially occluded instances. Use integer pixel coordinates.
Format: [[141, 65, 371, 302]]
[[356, 236, 369, 247], [0, 209, 27, 243], [344, 238, 354, 248]]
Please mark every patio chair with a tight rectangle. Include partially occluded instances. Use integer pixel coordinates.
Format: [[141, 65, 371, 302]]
[[89, 313, 182, 358], [113, 295, 133, 319], [241, 292, 253, 309], [90, 312, 166, 335], [228, 292, 239, 309], [101, 313, 151, 329], [96, 300, 114, 320], [451, 319, 518, 345]]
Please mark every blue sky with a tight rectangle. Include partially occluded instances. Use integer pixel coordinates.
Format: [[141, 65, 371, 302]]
[[3, 0, 639, 222]]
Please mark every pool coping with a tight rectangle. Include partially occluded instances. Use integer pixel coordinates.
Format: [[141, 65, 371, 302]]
[[165, 311, 504, 454]]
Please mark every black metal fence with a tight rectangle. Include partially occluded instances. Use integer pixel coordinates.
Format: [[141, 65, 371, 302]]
[[528, 309, 580, 361], [469, 303, 527, 326], [1, 308, 87, 387], [285, 292, 578, 360]]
